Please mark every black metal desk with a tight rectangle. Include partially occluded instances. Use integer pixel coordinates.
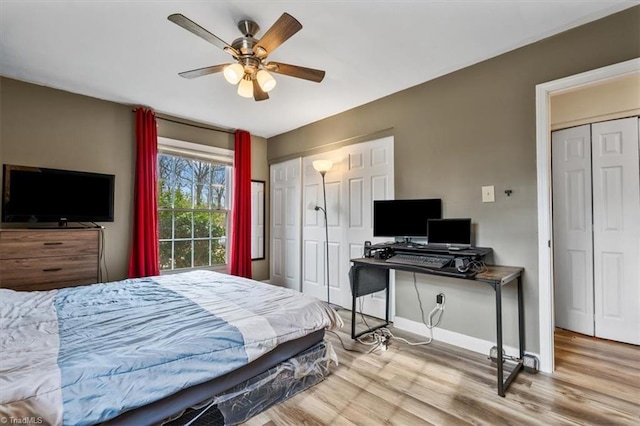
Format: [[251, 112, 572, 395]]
[[350, 257, 524, 397]]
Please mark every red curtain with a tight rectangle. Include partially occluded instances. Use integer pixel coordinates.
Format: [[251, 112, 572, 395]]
[[230, 130, 252, 278], [128, 108, 160, 278]]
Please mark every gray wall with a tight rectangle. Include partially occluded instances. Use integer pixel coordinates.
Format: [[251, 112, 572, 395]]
[[267, 6, 640, 353], [0, 78, 270, 281], [0, 77, 134, 281]]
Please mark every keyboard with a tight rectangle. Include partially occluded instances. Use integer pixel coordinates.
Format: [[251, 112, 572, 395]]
[[385, 253, 452, 269]]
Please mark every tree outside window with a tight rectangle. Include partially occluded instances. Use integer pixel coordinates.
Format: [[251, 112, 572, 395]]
[[158, 153, 231, 271]]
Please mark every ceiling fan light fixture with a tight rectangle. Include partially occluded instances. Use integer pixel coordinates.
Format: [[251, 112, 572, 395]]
[[169, 12, 325, 101], [237, 77, 254, 98], [255, 46, 267, 57], [223, 63, 244, 85], [257, 70, 277, 92]]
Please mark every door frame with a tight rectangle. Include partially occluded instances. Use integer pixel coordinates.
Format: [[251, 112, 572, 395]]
[[535, 57, 640, 374]]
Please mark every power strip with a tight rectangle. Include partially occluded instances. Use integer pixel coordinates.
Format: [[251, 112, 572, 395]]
[[489, 346, 539, 373], [522, 354, 539, 373]]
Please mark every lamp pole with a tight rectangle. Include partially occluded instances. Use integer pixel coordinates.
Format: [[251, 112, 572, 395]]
[[320, 171, 330, 305], [312, 159, 334, 307]]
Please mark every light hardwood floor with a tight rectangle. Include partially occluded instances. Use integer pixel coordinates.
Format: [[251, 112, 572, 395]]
[[244, 311, 639, 425]]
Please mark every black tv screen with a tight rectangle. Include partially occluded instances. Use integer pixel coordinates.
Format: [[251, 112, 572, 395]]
[[427, 218, 472, 247], [373, 199, 442, 238], [2, 164, 115, 223]]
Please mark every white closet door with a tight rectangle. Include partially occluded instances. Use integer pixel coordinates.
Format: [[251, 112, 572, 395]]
[[341, 137, 394, 317], [591, 118, 640, 345], [301, 151, 343, 303], [270, 158, 302, 290], [301, 137, 394, 318], [552, 125, 594, 336]]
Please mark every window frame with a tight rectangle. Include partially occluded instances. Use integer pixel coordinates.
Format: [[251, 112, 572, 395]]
[[157, 137, 234, 274]]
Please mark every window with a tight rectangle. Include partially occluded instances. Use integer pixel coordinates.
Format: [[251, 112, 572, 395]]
[[157, 138, 233, 271]]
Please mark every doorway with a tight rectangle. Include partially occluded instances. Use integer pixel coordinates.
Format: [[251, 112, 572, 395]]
[[535, 58, 640, 373], [552, 118, 639, 344]]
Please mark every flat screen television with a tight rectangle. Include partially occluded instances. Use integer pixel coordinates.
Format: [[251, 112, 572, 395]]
[[2, 164, 115, 223], [427, 218, 472, 248], [373, 199, 442, 238]]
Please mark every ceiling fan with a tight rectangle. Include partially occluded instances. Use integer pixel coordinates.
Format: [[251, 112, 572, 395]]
[[168, 12, 326, 101]]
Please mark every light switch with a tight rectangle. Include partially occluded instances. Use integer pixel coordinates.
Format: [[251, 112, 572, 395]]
[[482, 185, 495, 203]]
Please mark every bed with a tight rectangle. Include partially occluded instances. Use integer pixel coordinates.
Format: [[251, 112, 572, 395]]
[[0, 270, 342, 425]]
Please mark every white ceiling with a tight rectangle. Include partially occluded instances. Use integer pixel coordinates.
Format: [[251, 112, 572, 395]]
[[0, 1, 636, 138]]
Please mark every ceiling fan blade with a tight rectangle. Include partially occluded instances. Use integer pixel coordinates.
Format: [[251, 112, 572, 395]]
[[253, 79, 269, 101], [268, 62, 325, 83], [178, 64, 228, 79], [168, 14, 235, 54], [255, 13, 302, 57]]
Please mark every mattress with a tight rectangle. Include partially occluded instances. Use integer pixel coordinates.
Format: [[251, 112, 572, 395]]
[[163, 340, 334, 426], [0, 270, 342, 425], [105, 330, 325, 425]]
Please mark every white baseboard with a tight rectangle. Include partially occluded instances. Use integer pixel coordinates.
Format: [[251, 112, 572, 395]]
[[393, 316, 540, 361]]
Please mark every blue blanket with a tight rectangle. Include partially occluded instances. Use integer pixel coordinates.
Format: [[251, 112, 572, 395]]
[[0, 270, 341, 425]]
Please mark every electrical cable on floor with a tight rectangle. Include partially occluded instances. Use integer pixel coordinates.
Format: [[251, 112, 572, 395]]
[[354, 273, 447, 349], [358, 297, 373, 331], [345, 273, 448, 353], [327, 298, 385, 353], [326, 330, 382, 354], [355, 298, 387, 348]]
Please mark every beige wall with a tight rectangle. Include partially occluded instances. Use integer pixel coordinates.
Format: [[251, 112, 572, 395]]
[[0, 78, 270, 281], [550, 73, 640, 130], [267, 6, 640, 353]]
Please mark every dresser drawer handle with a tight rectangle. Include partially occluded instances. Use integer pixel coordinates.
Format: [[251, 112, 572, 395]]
[[43, 242, 63, 246], [42, 268, 63, 272]]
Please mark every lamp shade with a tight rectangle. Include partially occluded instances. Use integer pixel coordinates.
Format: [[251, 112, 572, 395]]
[[237, 78, 253, 98], [312, 160, 333, 174], [256, 70, 276, 92], [223, 63, 244, 85]]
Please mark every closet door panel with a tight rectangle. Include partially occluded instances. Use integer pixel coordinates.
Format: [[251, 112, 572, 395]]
[[341, 137, 394, 317], [270, 158, 302, 290], [592, 117, 640, 345], [552, 125, 594, 336]]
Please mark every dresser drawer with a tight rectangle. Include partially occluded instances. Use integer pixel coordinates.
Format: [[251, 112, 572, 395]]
[[0, 230, 98, 259], [0, 255, 98, 289]]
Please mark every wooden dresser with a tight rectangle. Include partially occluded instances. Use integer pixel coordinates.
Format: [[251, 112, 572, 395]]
[[0, 228, 100, 291]]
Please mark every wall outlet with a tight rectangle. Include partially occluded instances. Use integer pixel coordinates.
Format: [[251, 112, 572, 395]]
[[482, 185, 495, 203]]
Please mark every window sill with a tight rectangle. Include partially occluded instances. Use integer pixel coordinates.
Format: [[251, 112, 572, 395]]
[[160, 265, 230, 276]]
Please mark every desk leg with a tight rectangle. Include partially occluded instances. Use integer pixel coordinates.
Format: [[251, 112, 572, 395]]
[[518, 276, 525, 359], [385, 270, 390, 326], [494, 276, 525, 397], [495, 283, 505, 397], [352, 279, 357, 340]]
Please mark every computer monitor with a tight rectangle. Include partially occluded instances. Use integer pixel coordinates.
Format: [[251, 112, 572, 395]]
[[427, 218, 472, 248], [373, 199, 442, 238]]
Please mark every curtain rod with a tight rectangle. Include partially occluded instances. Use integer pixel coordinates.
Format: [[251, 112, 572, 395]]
[[132, 110, 235, 135]]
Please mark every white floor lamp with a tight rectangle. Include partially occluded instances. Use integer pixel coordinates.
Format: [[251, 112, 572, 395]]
[[313, 160, 333, 306]]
